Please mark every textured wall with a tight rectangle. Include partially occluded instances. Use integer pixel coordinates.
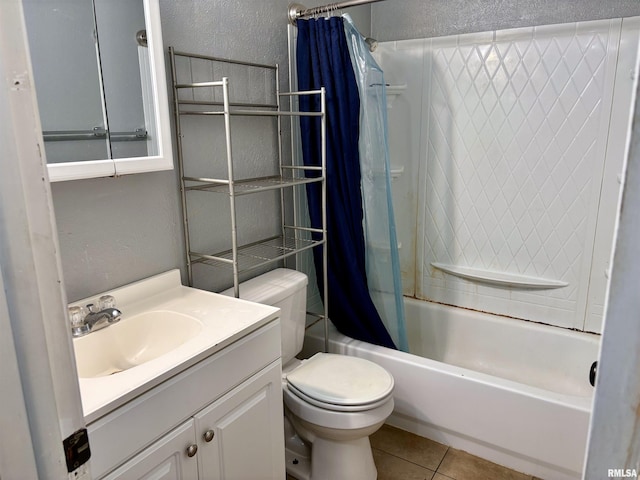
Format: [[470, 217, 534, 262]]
[[371, 0, 640, 41], [51, 172, 182, 301], [52, 0, 371, 301]]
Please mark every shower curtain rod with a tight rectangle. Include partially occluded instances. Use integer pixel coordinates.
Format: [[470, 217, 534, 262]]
[[288, 0, 386, 24]]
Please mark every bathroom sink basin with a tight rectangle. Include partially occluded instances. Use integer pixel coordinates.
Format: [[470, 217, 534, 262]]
[[70, 269, 280, 423], [73, 310, 203, 378]]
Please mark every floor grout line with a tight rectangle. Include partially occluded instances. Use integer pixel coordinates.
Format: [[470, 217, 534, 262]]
[[434, 445, 450, 474], [435, 473, 456, 480], [372, 444, 450, 476]]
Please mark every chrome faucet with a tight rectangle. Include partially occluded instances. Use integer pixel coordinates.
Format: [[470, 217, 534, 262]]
[[69, 295, 122, 337]]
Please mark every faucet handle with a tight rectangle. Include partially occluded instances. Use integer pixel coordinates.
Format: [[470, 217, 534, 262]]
[[68, 306, 89, 336], [68, 306, 85, 326], [97, 295, 116, 310]]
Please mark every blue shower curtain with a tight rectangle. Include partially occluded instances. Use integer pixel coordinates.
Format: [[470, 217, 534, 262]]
[[296, 16, 397, 349]]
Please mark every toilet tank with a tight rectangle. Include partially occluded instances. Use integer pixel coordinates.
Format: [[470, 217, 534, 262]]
[[222, 269, 308, 364]]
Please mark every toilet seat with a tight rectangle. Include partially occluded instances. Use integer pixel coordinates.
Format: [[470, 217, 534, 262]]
[[283, 383, 395, 431], [287, 382, 393, 412], [285, 353, 394, 412]]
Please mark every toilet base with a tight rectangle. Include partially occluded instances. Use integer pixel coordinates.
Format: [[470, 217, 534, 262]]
[[286, 411, 381, 480], [284, 414, 312, 480], [310, 436, 377, 480], [284, 434, 377, 480], [285, 446, 311, 480]]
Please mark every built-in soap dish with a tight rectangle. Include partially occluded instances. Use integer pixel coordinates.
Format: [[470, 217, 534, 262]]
[[385, 84, 407, 108], [431, 263, 568, 289]]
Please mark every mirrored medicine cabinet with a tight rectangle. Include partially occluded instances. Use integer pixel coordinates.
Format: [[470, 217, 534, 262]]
[[23, 0, 173, 182]]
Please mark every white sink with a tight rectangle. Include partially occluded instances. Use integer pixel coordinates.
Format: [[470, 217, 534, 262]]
[[69, 270, 280, 423], [73, 311, 203, 378]]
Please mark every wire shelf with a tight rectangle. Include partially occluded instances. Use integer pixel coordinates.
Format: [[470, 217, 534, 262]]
[[190, 235, 323, 272], [184, 175, 323, 195]]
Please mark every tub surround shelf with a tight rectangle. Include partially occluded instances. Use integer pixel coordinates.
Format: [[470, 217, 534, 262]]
[[390, 165, 404, 179], [385, 84, 407, 108], [431, 263, 569, 289], [372, 165, 404, 180]]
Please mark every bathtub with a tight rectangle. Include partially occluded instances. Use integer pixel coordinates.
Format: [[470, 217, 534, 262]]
[[301, 297, 600, 480]]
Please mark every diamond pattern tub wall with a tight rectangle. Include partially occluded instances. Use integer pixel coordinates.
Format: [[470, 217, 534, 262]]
[[374, 17, 640, 333]]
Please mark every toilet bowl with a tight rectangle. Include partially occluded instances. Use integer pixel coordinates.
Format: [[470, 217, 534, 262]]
[[283, 352, 394, 480], [223, 269, 394, 480]]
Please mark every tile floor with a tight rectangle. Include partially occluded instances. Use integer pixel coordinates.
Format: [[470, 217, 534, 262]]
[[287, 424, 544, 480]]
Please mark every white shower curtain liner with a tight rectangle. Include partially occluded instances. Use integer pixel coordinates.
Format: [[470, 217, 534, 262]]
[[343, 14, 408, 351]]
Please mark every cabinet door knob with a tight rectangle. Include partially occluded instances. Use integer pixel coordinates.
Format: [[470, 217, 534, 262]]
[[203, 429, 215, 442], [186, 444, 198, 457]]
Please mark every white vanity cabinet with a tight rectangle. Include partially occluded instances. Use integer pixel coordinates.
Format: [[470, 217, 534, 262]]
[[193, 363, 283, 479], [88, 321, 285, 480], [102, 420, 198, 480]]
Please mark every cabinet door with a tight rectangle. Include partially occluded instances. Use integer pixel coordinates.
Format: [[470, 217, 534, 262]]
[[101, 420, 198, 480], [194, 361, 285, 480]]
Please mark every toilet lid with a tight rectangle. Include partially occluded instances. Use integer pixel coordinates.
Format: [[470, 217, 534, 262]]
[[285, 353, 394, 407]]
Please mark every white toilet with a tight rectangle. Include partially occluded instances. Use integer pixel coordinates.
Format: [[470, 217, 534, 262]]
[[223, 268, 394, 480]]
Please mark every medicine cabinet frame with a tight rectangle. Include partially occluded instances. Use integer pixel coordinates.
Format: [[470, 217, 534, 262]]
[[44, 0, 173, 182]]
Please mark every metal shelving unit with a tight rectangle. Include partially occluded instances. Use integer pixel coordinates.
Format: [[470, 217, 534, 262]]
[[168, 48, 328, 336]]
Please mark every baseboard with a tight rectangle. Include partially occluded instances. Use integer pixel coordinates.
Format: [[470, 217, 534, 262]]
[[387, 412, 582, 480]]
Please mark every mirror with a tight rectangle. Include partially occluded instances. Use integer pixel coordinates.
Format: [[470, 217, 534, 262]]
[[23, 0, 173, 182]]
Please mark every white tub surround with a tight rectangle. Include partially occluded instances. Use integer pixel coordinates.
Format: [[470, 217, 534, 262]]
[[302, 298, 600, 480], [374, 17, 640, 333]]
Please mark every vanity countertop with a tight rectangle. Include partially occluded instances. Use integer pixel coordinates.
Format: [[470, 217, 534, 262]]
[[70, 270, 279, 424]]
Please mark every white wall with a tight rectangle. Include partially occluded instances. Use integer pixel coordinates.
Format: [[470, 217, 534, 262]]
[[585, 55, 640, 476]]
